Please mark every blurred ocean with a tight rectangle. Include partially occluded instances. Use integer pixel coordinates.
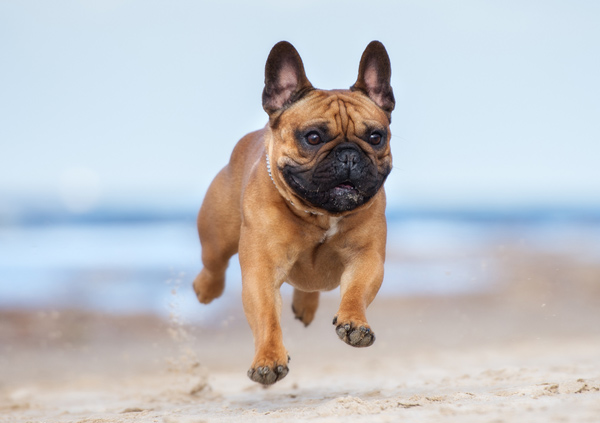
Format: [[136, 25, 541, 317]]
[[1, 207, 599, 321]]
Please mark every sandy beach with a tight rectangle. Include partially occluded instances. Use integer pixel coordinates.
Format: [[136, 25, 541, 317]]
[[3, 1, 600, 421], [1, 248, 599, 423]]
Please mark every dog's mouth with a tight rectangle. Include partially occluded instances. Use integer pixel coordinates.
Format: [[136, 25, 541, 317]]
[[291, 176, 365, 212], [291, 175, 359, 196], [333, 181, 358, 193], [282, 167, 384, 213]]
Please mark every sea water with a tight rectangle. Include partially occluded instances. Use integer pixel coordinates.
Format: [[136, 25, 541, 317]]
[[1, 214, 599, 321]]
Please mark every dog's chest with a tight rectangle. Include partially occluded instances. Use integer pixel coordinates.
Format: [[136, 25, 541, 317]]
[[320, 216, 342, 243], [285, 216, 346, 291]]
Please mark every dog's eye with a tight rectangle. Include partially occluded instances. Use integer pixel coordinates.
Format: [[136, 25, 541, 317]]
[[369, 132, 383, 145], [306, 132, 321, 145]]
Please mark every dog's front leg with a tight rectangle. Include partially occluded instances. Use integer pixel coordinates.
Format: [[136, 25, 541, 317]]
[[333, 250, 384, 347], [239, 230, 290, 385]]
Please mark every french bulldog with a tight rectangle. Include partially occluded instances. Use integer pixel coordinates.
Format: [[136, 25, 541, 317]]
[[193, 40, 395, 385]]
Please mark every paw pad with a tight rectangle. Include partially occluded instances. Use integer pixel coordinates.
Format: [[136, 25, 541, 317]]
[[247, 364, 289, 385], [334, 320, 375, 347]]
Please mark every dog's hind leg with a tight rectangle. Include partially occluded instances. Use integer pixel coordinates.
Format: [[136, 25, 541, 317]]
[[193, 167, 241, 304], [291, 289, 320, 327]]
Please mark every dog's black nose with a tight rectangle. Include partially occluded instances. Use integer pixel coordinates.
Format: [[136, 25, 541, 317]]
[[336, 147, 360, 170]]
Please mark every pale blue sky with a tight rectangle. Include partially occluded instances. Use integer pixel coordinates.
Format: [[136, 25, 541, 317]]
[[1, 0, 599, 214]]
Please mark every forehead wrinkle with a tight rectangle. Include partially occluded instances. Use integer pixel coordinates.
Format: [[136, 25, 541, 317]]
[[344, 100, 376, 134], [340, 93, 382, 119], [318, 96, 342, 137], [346, 111, 356, 136], [300, 91, 383, 138], [331, 91, 379, 121], [334, 104, 342, 135], [337, 98, 350, 137]]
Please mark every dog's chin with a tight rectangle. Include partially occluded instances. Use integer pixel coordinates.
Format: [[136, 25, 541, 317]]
[[326, 183, 366, 212], [284, 174, 377, 213]]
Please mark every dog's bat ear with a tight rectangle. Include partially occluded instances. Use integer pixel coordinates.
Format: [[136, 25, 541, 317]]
[[262, 41, 314, 116], [351, 41, 395, 116]]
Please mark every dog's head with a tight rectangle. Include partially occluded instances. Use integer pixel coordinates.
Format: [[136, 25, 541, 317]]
[[263, 41, 395, 214]]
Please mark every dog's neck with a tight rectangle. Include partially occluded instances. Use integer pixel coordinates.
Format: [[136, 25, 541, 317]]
[[265, 153, 324, 216]]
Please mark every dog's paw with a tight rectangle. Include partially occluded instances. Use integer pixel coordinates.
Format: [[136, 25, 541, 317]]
[[332, 316, 375, 347], [247, 362, 289, 385], [291, 290, 319, 327], [192, 269, 224, 304], [292, 303, 316, 327]]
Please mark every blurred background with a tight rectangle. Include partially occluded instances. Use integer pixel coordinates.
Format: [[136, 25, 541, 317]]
[[1, 0, 599, 321]]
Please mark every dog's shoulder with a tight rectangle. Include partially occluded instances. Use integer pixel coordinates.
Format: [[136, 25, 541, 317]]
[[226, 127, 267, 172]]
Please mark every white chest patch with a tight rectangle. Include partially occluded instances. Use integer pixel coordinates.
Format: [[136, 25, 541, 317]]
[[321, 216, 342, 242]]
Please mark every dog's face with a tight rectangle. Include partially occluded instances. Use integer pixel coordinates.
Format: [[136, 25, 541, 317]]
[[263, 42, 395, 214]]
